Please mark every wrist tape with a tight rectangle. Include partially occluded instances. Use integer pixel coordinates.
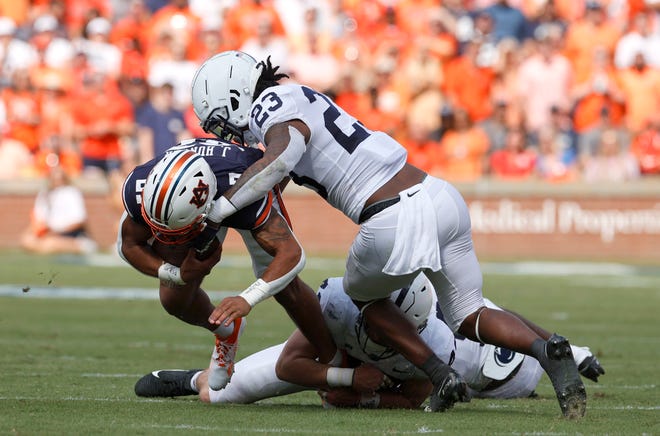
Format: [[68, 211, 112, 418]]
[[326, 367, 355, 388], [239, 279, 273, 307], [158, 262, 185, 285]]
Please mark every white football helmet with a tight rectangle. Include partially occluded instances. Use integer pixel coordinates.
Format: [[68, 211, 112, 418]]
[[356, 274, 434, 360], [141, 149, 217, 244], [191, 51, 263, 144]]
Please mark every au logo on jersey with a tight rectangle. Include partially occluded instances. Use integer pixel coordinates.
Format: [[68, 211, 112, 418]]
[[190, 180, 210, 208]]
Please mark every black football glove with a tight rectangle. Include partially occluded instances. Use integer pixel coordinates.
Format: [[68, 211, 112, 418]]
[[578, 355, 605, 382]]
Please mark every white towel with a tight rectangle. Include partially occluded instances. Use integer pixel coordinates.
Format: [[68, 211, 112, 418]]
[[382, 184, 442, 275]]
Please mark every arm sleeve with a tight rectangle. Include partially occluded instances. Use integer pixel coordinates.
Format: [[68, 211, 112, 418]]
[[225, 126, 306, 213]]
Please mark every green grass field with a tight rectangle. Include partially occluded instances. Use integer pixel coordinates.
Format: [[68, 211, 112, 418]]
[[0, 250, 658, 435]]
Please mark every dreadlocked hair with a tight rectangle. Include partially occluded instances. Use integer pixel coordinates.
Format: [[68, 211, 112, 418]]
[[254, 56, 289, 100]]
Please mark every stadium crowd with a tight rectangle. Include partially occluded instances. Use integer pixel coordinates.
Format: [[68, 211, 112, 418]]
[[0, 0, 659, 186]]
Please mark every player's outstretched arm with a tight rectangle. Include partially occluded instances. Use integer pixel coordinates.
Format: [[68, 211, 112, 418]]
[[276, 330, 384, 392], [208, 211, 304, 326], [207, 121, 310, 225]]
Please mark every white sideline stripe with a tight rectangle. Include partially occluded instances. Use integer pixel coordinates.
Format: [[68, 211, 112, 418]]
[[55, 253, 660, 277], [0, 285, 235, 300]]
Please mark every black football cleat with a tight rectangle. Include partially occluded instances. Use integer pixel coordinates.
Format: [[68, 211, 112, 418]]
[[134, 369, 203, 397], [427, 369, 471, 412], [537, 334, 587, 419]]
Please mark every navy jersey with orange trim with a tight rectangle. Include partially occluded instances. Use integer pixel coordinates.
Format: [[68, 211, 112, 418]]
[[122, 138, 272, 231]]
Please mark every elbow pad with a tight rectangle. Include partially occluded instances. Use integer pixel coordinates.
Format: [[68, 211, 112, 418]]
[[230, 126, 306, 210]]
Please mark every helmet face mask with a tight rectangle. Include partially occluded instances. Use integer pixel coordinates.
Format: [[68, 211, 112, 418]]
[[191, 51, 262, 146], [140, 149, 218, 245], [355, 274, 434, 361]]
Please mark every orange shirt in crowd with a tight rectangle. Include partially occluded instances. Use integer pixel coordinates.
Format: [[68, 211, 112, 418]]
[[0, 0, 30, 25], [443, 57, 495, 123], [147, 3, 201, 58], [437, 127, 490, 182], [630, 127, 660, 174], [490, 148, 537, 179], [70, 86, 133, 160], [1, 87, 40, 153], [616, 66, 660, 133], [222, 0, 285, 48], [401, 137, 443, 175], [564, 20, 621, 84]]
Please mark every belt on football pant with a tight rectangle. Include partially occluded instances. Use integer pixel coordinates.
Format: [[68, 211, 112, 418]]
[[358, 196, 400, 224]]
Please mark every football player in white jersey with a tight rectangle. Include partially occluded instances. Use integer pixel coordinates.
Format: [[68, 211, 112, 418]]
[[135, 275, 604, 408], [189, 51, 587, 417]]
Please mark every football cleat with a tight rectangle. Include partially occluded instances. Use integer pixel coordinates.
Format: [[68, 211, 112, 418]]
[[208, 317, 246, 390], [134, 369, 202, 397], [426, 369, 470, 412], [538, 334, 587, 419]]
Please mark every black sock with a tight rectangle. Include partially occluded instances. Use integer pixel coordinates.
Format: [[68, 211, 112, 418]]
[[421, 354, 451, 385], [530, 338, 548, 363]]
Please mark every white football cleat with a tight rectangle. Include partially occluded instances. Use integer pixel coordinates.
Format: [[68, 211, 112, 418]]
[[208, 317, 245, 390]]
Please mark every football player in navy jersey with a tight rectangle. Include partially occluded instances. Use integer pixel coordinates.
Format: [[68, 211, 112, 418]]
[[117, 138, 336, 391], [189, 51, 587, 417]]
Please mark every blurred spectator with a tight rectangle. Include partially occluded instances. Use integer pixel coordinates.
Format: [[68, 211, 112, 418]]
[[614, 11, 660, 69], [60, 0, 112, 39], [223, 0, 286, 48], [563, 1, 621, 84], [20, 164, 97, 255], [240, 12, 290, 70], [147, 34, 198, 110], [548, 105, 579, 163], [420, 7, 458, 66], [630, 115, 660, 175], [0, 138, 34, 179], [0, 17, 38, 83], [401, 42, 444, 133], [146, 0, 201, 59], [1, 68, 40, 153], [490, 127, 537, 179], [481, 0, 529, 43], [489, 38, 526, 130], [401, 120, 443, 175], [516, 25, 573, 136], [525, 0, 568, 38], [437, 107, 490, 181], [189, 19, 231, 64], [32, 67, 81, 177], [479, 100, 509, 152], [74, 17, 122, 79], [111, 0, 152, 53], [571, 45, 625, 136], [70, 69, 134, 208], [136, 81, 188, 163], [288, 31, 341, 94], [582, 128, 640, 182], [576, 105, 630, 161], [616, 52, 660, 134], [30, 14, 75, 70], [535, 125, 578, 182], [0, 0, 30, 25], [443, 39, 495, 123]]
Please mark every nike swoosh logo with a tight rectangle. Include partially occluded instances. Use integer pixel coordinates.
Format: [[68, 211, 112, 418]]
[[407, 190, 420, 198]]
